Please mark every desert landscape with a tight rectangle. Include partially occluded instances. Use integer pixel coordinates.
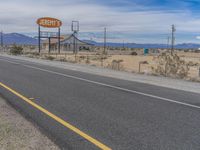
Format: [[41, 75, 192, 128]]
[[6, 45, 200, 82]]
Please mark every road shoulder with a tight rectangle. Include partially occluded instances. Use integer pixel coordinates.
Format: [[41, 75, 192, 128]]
[[0, 96, 60, 150], [1, 54, 200, 94]]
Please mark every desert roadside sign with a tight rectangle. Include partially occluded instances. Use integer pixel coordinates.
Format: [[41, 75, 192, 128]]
[[37, 17, 62, 28], [37, 17, 62, 53]]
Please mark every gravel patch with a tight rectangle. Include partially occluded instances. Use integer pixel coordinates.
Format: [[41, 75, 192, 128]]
[[0, 96, 60, 150]]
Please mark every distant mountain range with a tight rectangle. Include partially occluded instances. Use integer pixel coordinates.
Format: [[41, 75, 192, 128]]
[[83, 40, 200, 49], [1, 33, 200, 49], [1, 33, 38, 45]]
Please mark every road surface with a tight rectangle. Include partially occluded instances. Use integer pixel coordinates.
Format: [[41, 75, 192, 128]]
[[0, 55, 200, 150]]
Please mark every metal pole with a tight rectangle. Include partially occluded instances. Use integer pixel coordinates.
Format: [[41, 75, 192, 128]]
[[73, 32, 77, 61], [71, 21, 79, 54], [75, 32, 77, 54], [48, 37, 51, 53], [72, 32, 78, 54], [76, 32, 78, 54], [38, 25, 41, 53], [71, 21, 79, 61], [104, 27, 107, 54], [73, 32, 76, 54], [1, 31, 3, 48], [58, 27, 61, 54], [167, 36, 170, 50], [101, 27, 107, 67], [171, 24, 175, 56], [171, 26, 173, 55]]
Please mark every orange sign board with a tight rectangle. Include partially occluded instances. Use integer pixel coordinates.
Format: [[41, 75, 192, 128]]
[[37, 17, 62, 28]]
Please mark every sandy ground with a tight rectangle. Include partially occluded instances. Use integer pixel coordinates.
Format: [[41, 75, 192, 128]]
[[19, 49, 200, 72], [39, 52, 200, 72], [0, 96, 60, 150], [41, 53, 155, 72], [43, 52, 200, 79]]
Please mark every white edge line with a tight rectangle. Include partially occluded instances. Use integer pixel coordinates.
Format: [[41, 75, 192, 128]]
[[1, 58, 200, 110], [2, 55, 200, 94]]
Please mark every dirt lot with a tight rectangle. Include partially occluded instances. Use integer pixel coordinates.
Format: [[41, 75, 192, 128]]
[[0, 96, 60, 150], [36, 50, 199, 79]]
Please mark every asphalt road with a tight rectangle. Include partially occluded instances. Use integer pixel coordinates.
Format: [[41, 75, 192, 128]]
[[0, 55, 200, 150]]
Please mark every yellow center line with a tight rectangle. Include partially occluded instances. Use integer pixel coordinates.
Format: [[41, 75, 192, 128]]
[[0, 82, 111, 150]]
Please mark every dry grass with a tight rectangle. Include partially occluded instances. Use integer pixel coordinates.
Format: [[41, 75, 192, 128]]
[[23, 50, 200, 80]]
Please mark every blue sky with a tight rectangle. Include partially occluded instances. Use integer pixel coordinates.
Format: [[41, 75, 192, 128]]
[[1, 0, 200, 43]]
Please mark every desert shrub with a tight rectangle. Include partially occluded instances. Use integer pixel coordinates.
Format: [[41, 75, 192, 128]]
[[32, 52, 40, 56], [108, 59, 124, 71], [100, 55, 108, 60], [121, 48, 127, 51], [79, 55, 86, 60], [86, 56, 90, 64], [95, 47, 100, 50], [152, 53, 189, 78], [79, 46, 90, 51], [25, 52, 40, 57], [95, 52, 101, 55], [91, 56, 99, 61], [30, 46, 36, 50], [130, 51, 138, 56], [187, 61, 199, 66], [10, 45, 23, 55], [59, 57, 66, 62], [45, 55, 55, 61], [194, 50, 200, 53]]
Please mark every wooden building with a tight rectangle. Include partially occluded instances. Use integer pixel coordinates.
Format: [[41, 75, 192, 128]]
[[42, 34, 94, 52]]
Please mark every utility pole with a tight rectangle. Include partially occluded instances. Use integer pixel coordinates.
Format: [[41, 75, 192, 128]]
[[167, 36, 170, 50], [72, 21, 79, 61], [171, 24, 176, 55], [104, 27, 107, 54], [58, 27, 61, 54], [72, 21, 79, 54], [38, 26, 41, 53], [101, 27, 107, 67], [0, 31, 3, 48]]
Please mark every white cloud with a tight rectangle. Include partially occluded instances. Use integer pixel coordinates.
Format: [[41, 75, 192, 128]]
[[0, 0, 200, 43]]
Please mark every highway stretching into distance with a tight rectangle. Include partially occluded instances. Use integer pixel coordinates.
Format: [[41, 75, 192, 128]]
[[0, 55, 200, 150]]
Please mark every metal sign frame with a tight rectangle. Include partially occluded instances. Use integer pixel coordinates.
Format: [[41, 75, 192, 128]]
[[71, 21, 79, 33], [71, 21, 79, 54], [37, 17, 62, 54]]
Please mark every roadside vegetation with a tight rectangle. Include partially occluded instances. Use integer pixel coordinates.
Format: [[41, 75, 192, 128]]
[[3, 46, 200, 82], [10, 45, 23, 55]]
